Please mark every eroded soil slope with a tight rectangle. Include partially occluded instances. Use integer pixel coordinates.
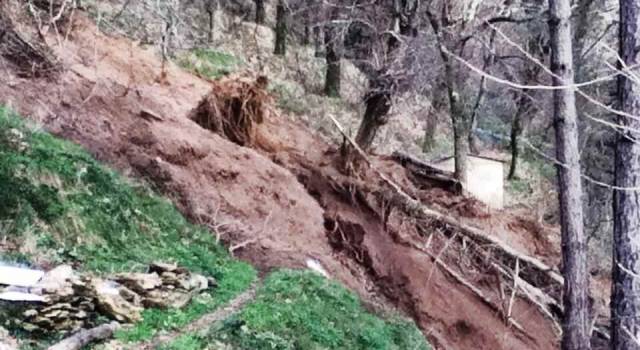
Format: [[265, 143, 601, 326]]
[[1, 14, 563, 350]]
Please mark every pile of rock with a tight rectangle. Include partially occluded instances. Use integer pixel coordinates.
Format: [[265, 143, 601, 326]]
[[0, 262, 216, 335]]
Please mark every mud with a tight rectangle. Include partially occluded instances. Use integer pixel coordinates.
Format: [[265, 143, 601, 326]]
[[0, 13, 571, 350]]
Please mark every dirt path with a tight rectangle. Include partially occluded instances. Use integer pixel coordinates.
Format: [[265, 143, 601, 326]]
[[142, 282, 260, 349]]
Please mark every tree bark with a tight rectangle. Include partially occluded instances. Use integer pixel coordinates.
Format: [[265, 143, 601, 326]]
[[548, 1, 590, 349], [324, 5, 340, 97], [274, 0, 287, 55], [254, 0, 266, 24], [508, 93, 528, 180], [450, 93, 470, 185], [422, 113, 437, 153], [206, 0, 217, 43], [426, 4, 471, 185], [611, 0, 640, 348], [508, 32, 544, 181], [354, 80, 393, 151], [351, 0, 418, 153], [313, 25, 324, 57], [468, 32, 496, 155]]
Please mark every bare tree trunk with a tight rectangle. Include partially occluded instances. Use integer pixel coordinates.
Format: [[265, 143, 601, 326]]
[[207, 10, 214, 43], [508, 93, 529, 180], [573, 0, 596, 73], [303, 26, 310, 45], [348, 0, 417, 156], [313, 25, 324, 57], [611, 0, 640, 348], [548, 0, 590, 349], [422, 114, 437, 153], [274, 0, 287, 55], [206, 0, 217, 43], [508, 32, 543, 181], [449, 92, 469, 185], [324, 5, 340, 97], [302, 0, 312, 46], [354, 81, 392, 151], [427, 5, 470, 185], [443, 50, 470, 185], [468, 32, 495, 155], [254, 0, 266, 24]]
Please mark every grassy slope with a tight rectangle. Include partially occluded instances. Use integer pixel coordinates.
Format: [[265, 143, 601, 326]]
[[214, 270, 429, 350], [162, 270, 429, 350], [0, 106, 255, 344], [0, 107, 429, 349]]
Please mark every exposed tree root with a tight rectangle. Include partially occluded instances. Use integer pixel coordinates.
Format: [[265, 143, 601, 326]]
[[326, 113, 611, 340], [189, 75, 273, 146], [0, 5, 60, 77]]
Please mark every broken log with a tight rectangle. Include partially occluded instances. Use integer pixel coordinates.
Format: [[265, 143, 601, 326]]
[[47, 322, 119, 350], [327, 114, 563, 286], [327, 114, 612, 340], [391, 151, 462, 193]]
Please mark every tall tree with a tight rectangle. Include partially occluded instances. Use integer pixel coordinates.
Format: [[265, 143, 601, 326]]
[[468, 31, 496, 155], [353, 0, 419, 152], [426, 2, 471, 184], [254, 0, 266, 24], [274, 0, 287, 55], [324, 3, 341, 97], [508, 33, 544, 180], [508, 92, 533, 180], [611, 0, 640, 348], [205, 0, 217, 43], [313, 25, 324, 57], [548, 0, 590, 349]]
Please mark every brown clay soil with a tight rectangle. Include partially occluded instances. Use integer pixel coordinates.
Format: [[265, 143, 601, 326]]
[[0, 14, 585, 350]]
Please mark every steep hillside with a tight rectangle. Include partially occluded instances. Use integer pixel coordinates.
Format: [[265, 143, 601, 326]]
[[0, 107, 427, 349], [0, 4, 609, 350]]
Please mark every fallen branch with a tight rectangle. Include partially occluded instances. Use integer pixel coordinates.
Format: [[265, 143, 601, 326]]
[[326, 113, 567, 339], [47, 322, 120, 350], [229, 238, 259, 255], [391, 151, 462, 193], [506, 258, 519, 321], [409, 237, 528, 335], [326, 114, 563, 287]]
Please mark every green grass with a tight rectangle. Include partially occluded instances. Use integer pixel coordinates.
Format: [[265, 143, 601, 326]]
[[0, 107, 429, 349], [203, 270, 428, 350], [0, 106, 256, 342], [178, 49, 242, 79], [159, 334, 206, 350]]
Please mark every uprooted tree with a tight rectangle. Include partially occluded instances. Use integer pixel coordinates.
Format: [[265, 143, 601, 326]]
[[189, 76, 273, 147]]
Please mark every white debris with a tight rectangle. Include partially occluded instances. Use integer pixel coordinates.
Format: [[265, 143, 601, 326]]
[[0, 291, 45, 302], [306, 258, 329, 278], [95, 280, 121, 296], [0, 266, 44, 287]]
